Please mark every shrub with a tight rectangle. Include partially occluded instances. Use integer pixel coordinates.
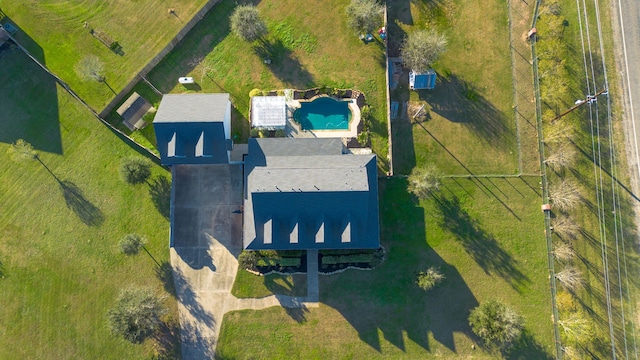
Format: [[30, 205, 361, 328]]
[[468, 300, 524, 350], [275, 129, 286, 138], [416, 267, 445, 291], [249, 128, 260, 138], [230, 5, 267, 42], [120, 157, 152, 185], [107, 287, 167, 343], [119, 233, 146, 256], [249, 88, 263, 98], [238, 250, 258, 269]]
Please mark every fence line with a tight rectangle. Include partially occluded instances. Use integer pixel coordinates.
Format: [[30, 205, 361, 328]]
[[99, 0, 222, 118], [383, 7, 393, 176], [530, 1, 564, 357]]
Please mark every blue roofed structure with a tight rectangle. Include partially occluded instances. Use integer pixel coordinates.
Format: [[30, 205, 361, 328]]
[[153, 93, 232, 165], [243, 138, 380, 250], [409, 69, 437, 90]]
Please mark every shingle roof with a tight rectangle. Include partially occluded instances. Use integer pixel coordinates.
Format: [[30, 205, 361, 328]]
[[243, 138, 379, 250], [154, 93, 229, 123]]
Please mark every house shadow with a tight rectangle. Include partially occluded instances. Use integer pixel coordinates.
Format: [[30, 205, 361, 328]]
[[321, 178, 479, 353], [0, 13, 62, 154], [253, 38, 314, 88], [418, 73, 513, 149], [59, 180, 105, 227], [432, 194, 530, 292]]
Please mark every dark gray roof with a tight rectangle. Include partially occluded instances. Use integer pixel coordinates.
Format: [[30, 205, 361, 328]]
[[154, 93, 229, 123], [243, 138, 379, 250]]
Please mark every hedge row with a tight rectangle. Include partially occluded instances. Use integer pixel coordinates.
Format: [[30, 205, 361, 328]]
[[256, 257, 301, 267], [321, 253, 374, 265]]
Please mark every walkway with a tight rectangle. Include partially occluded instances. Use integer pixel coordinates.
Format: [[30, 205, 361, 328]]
[[170, 164, 318, 359]]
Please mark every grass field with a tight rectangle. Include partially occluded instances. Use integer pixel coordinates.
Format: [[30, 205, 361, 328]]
[[0, 0, 209, 110], [231, 271, 307, 299], [389, 0, 521, 176], [217, 177, 554, 358], [143, 0, 389, 168], [0, 46, 178, 359]]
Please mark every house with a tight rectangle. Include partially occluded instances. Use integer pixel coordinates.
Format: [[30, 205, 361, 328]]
[[409, 69, 437, 90], [153, 93, 233, 165], [250, 96, 287, 130], [243, 138, 380, 250]]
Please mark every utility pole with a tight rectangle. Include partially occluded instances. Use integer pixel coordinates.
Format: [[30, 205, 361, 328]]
[[551, 88, 608, 122]]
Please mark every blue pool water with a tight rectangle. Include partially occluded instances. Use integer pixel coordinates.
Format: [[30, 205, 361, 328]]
[[294, 97, 352, 130]]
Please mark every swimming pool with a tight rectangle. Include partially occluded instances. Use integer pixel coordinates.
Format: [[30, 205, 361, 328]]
[[293, 97, 352, 130]]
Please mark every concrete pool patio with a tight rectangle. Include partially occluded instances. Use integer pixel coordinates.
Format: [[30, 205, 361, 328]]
[[169, 164, 318, 359], [286, 96, 361, 138]]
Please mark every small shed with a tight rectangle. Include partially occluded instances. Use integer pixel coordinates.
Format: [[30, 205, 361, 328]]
[[116, 92, 153, 130], [409, 69, 437, 90], [251, 96, 287, 129]]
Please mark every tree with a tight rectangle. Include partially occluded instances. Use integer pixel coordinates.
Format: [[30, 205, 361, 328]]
[[544, 122, 574, 144], [401, 30, 447, 73], [120, 157, 152, 185], [416, 267, 445, 291], [8, 139, 37, 162], [468, 300, 524, 349], [544, 142, 577, 171], [552, 242, 575, 262], [555, 266, 583, 291], [345, 0, 384, 35], [408, 164, 441, 199], [75, 55, 105, 82], [119, 233, 146, 256], [551, 215, 579, 239], [549, 180, 580, 212], [238, 250, 258, 270], [108, 287, 167, 343], [558, 311, 594, 346], [230, 5, 267, 42]]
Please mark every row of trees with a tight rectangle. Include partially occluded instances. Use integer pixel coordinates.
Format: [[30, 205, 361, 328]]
[[538, 1, 595, 355]]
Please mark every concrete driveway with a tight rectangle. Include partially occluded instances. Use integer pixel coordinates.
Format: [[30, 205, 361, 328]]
[[170, 164, 243, 359]]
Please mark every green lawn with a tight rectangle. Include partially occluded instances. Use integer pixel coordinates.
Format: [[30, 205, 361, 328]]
[[231, 271, 307, 299], [143, 0, 389, 169], [0, 0, 209, 110], [389, 0, 519, 176], [0, 47, 178, 359], [217, 177, 554, 359]]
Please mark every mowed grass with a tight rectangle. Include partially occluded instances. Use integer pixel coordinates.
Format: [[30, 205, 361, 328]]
[[390, 0, 519, 175], [145, 0, 389, 169], [231, 270, 307, 299], [0, 48, 178, 359], [0, 0, 208, 109], [217, 177, 554, 359]]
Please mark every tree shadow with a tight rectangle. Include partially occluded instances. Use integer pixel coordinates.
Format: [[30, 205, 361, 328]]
[[253, 38, 314, 88], [321, 178, 479, 353], [171, 265, 215, 327], [153, 319, 182, 360], [0, 15, 62, 154], [59, 180, 104, 226], [503, 329, 554, 359], [418, 73, 513, 149], [156, 260, 177, 297], [432, 194, 531, 292], [149, 175, 171, 219]]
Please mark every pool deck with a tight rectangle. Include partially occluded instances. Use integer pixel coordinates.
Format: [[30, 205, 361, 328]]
[[286, 98, 360, 139]]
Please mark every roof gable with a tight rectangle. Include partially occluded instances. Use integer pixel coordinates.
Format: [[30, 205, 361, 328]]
[[154, 93, 229, 123]]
